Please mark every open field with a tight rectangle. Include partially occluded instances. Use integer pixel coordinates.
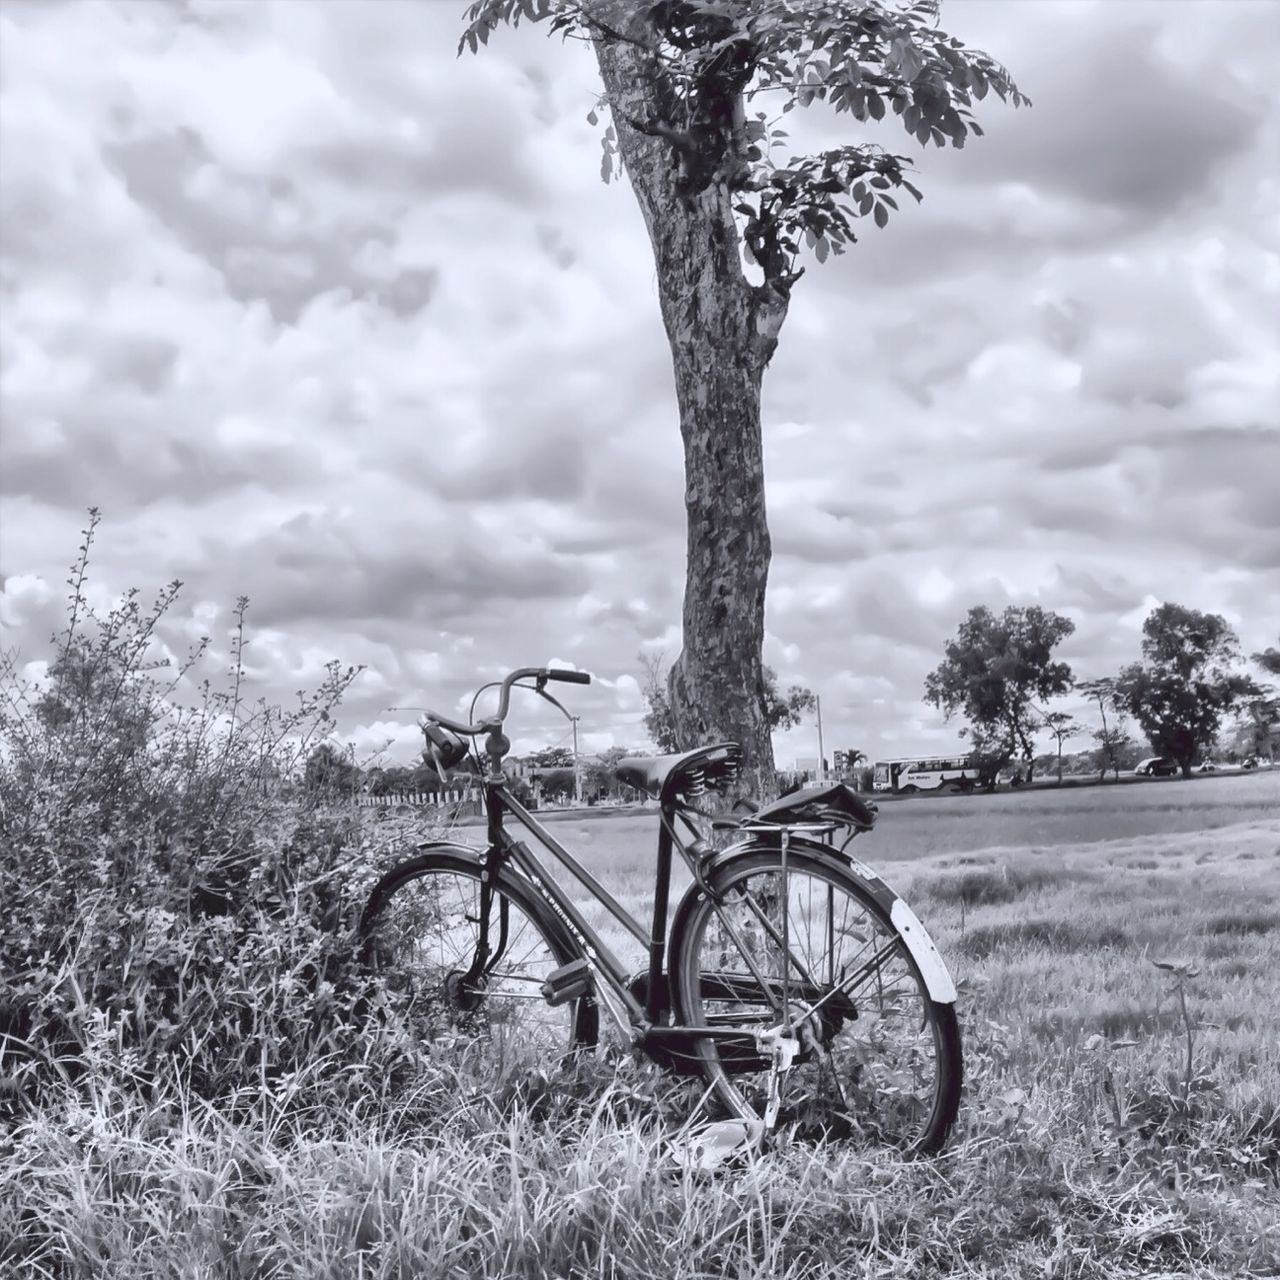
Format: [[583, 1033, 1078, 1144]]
[[444, 770, 1280, 971], [7, 785, 1279, 1278], [506, 765, 1280, 866]]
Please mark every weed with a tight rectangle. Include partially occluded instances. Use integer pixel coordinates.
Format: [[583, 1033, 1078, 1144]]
[[0, 512, 413, 1112], [1198, 911, 1276, 938], [925, 863, 1092, 909], [958, 919, 1129, 960]]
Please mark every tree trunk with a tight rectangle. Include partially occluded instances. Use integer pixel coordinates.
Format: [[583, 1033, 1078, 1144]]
[[593, 24, 784, 798]]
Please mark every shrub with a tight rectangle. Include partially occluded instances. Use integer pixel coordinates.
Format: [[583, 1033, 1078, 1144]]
[[0, 512, 416, 1110]]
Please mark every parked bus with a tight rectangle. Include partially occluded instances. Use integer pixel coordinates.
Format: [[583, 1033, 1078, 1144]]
[[873, 754, 978, 794]]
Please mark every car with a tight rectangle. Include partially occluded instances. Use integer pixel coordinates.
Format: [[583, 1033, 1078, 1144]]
[[1134, 757, 1179, 777]]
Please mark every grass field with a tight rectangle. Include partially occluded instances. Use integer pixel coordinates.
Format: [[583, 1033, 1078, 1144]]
[[7, 774, 1279, 1278]]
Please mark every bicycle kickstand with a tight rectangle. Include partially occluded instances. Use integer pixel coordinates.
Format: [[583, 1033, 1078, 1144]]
[[759, 1026, 800, 1133]]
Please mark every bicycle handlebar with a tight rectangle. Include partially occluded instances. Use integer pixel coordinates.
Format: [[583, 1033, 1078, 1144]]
[[422, 667, 592, 736]]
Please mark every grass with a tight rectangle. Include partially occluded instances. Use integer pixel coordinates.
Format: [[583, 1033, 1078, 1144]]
[[5, 807, 1278, 1278]]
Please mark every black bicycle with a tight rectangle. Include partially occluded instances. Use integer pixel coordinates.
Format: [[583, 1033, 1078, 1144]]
[[360, 666, 962, 1153]]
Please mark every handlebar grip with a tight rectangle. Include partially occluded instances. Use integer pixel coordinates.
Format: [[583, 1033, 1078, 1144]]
[[546, 668, 591, 685]]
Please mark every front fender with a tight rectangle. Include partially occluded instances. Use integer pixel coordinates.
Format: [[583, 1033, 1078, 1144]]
[[358, 840, 486, 936]]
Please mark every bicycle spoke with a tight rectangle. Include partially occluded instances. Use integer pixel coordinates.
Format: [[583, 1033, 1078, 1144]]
[[362, 858, 594, 1087]]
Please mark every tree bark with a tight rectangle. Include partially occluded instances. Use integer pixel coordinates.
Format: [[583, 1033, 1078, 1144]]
[[592, 21, 785, 798]]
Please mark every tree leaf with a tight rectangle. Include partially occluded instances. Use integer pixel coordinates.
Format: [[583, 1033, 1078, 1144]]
[[873, 202, 889, 229], [814, 236, 829, 263]]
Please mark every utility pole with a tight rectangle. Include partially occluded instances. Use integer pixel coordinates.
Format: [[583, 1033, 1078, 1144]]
[[815, 695, 826, 783], [570, 714, 581, 805]]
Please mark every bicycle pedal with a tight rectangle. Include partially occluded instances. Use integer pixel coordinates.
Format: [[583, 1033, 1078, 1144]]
[[541, 958, 594, 1006]]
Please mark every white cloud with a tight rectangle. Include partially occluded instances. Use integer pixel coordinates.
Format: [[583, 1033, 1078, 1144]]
[[2, 0, 1277, 771]]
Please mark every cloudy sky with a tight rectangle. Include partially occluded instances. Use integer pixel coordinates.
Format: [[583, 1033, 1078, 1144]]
[[1, 0, 1277, 769]]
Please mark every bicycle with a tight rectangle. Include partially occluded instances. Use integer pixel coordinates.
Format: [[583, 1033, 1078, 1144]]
[[360, 666, 963, 1154]]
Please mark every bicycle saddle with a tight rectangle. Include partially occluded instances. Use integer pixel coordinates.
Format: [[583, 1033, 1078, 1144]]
[[615, 743, 742, 804]]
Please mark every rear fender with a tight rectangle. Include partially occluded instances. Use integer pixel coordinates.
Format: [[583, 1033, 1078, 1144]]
[[682, 836, 957, 1005]]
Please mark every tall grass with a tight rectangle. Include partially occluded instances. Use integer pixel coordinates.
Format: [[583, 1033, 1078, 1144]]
[[0, 512, 437, 1116]]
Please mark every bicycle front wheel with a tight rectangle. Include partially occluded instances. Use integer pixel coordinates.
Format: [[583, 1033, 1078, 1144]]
[[671, 845, 961, 1152], [360, 848, 598, 1086]]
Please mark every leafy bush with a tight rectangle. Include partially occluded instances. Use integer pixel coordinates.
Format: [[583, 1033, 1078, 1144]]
[[0, 512, 417, 1109]]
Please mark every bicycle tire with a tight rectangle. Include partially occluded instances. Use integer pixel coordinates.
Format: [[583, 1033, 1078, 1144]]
[[360, 847, 598, 1084], [669, 843, 962, 1153]]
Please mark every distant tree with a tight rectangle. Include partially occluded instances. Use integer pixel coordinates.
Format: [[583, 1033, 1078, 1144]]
[[304, 743, 357, 795], [1237, 694, 1279, 761], [582, 745, 634, 799], [1037, 709, 1082, 784], [1078, 677, 1132, 782], [1245, 637, 1280, 761], [924, 605, 1076, 783], [639, 652, 815, 754], [1116, 603, 1260, 778], [960, 721, 1013, 791], [1250, 638, 1280, 677], [370, 764, 412, 796], [535, 767, 577, 802], [526, 745, 576, 770]]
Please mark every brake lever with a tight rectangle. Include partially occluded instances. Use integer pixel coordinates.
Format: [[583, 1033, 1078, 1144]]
[[535, 685, 573, 721]]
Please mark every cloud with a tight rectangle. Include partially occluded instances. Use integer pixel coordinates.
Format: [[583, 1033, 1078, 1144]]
[[2, 0, 1277, 772]]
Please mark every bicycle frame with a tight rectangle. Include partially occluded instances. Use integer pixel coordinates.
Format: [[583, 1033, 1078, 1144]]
[[474, 774, 718, 1036], [466, 771, 882, 1070]]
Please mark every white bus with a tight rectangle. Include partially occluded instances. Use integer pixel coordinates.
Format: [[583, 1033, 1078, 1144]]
[[873, 754, 978, 794]]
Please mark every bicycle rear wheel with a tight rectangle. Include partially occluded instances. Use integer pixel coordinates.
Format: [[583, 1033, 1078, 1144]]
[[670, 845, 961, 1152], [360, 848, 598, 1085]]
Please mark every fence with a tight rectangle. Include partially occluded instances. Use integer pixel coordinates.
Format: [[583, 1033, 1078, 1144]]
[[355, 788, 481, 808]]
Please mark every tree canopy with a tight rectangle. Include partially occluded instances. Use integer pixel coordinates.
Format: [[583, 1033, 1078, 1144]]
[[1251, 639, 1280, 677], [924, 605, 1075, 780], [1078, 676, 1133, 782], [1116, 603, 1259, 778]]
